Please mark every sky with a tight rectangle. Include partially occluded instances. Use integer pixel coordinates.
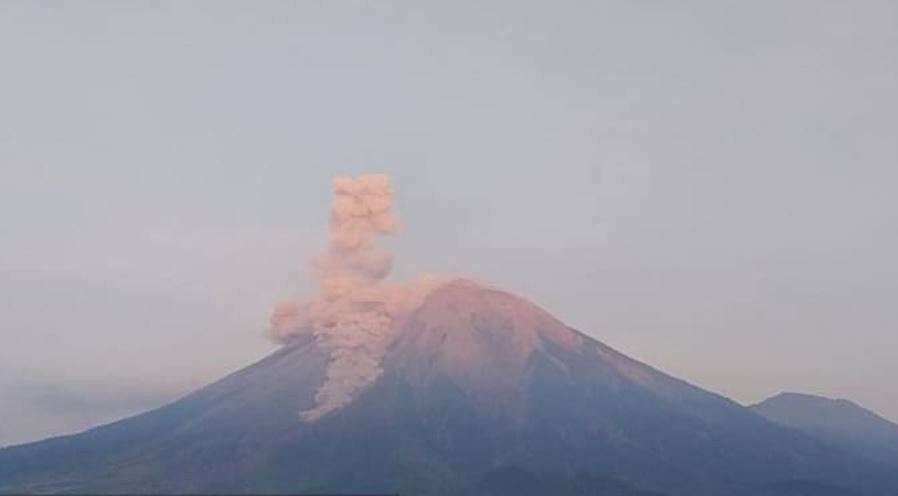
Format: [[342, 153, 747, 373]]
[[1, 1, 896, 446]]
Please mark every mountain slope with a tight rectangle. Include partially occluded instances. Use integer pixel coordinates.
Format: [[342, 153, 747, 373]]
[[1, 280, 896, 495], [752, 392, 898, 469]]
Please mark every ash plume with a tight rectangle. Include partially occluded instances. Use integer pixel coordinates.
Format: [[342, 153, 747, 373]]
[[270, 174, 439, 421]]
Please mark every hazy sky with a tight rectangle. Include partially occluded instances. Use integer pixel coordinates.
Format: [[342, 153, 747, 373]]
[[2, 1, 896, 446]]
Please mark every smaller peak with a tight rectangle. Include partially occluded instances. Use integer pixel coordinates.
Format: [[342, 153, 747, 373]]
[[758, 392, 861, 410], [772, 392, 828, 401]]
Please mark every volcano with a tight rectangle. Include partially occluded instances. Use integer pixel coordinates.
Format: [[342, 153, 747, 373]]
[[1, 279, 896, 495]]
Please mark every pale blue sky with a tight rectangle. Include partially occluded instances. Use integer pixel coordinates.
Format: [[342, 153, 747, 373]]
[[2, 1, 897, 445]]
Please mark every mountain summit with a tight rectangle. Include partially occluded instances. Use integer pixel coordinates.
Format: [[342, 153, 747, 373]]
[[1, 280, 896, 495]]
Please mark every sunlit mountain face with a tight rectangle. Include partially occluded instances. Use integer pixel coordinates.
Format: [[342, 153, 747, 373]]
[[2, 279, 897, 495]]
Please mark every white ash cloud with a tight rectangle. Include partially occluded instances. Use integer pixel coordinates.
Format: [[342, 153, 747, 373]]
[[270, 174, 440, 421]]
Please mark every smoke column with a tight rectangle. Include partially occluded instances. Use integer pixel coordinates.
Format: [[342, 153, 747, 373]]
[[270, 174, 438, 420]]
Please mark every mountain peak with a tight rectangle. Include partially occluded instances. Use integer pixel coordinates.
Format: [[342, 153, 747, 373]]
[[751, 391, 898, 469], [411, 278, 583, 351], [389, 279, 584, 400], [753, 392, 870, 418]]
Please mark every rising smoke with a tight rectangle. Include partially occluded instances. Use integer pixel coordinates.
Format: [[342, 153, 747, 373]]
[[270, 174, 439, 421]]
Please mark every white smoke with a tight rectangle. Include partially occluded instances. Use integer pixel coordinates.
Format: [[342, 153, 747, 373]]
[[270, 174, 439, 421]]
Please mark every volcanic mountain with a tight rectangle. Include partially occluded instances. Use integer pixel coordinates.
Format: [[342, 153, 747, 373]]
[[1, 280, 896, 495]]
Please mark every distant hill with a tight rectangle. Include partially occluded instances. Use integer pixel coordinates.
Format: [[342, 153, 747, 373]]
[[2, 280, 897, 495], [752, 392, 898, 469]]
